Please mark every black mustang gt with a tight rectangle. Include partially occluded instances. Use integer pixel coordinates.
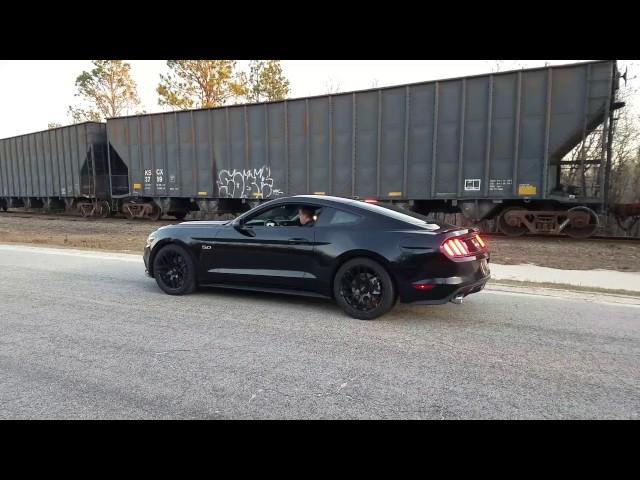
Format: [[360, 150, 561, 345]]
[[144, 195, 490, 320]]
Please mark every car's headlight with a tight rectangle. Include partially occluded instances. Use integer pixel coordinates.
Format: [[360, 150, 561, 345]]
[[146, 235, 156, 248]]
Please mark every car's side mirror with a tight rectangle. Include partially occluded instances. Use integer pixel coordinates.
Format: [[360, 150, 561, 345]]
[[234, 217, 246, 230], [234, 216, 255, 236]]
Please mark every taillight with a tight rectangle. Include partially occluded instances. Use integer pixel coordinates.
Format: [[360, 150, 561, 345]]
[[441, 233, 488, 260], [413, 283, 435, 291]]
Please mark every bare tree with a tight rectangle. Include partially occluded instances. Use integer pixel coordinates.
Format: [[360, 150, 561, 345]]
[[487, 60, 505, 72], [324, 79, 343, 94], [560, 85, 640, 205], [487, 60, 531, 73]]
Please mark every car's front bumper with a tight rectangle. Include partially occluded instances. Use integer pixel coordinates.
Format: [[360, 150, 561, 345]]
[[143, 246, 152, 277]]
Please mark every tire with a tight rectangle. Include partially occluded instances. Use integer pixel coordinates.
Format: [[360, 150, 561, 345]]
[[148, 203, 162, 221], [497, 207, 528, 237], [152, 244, 197, 295], [99, 201, 111, 218], [333, 257, 396, 320], [80, 206, 91, 218]]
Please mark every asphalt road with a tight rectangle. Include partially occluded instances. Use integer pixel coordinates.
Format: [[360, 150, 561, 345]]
[[1, 244, 638, 419]]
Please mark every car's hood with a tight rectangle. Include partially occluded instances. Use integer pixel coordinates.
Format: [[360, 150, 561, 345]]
[[177, 220, 231, 226], [154, 220, 230, 234]]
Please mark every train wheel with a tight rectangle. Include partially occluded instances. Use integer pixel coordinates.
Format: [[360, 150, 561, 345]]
[[122, 204, 135, 220], [0, 200, 7, 212], [79, 204, 92, 218], [148, 204, 162, 221], [564, 207, 599, 239], [99, 201, 111, 218], [616, 215, 639, 232], [497, 207, 528, 237], [173, 212, 187, 221]]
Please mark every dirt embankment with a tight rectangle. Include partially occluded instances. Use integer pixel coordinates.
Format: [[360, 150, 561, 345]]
[[1, 212, 639, 272]]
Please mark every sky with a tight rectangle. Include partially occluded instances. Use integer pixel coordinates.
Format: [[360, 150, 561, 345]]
[[0, 60, 637, 139]]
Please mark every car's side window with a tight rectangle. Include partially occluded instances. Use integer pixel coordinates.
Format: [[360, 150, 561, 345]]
[[329, 210, 360, 225], [315, 207, 362, 227], [244, 204, 323, 228], [245, 204, 298, 227]]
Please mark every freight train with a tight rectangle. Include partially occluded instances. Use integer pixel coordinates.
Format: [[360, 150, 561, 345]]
[[0, 60, 634, 238]]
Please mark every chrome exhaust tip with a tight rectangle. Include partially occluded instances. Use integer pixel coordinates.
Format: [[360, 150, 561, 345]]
[[451, 294, 464, 305]]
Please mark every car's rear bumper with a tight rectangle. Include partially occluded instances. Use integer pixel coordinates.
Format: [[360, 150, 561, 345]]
[[398, 256, 491, 304], [407, 276, 489, 305]]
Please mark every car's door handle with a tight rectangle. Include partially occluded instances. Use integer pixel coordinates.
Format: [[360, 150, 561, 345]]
[[288, 238, 307, 244]]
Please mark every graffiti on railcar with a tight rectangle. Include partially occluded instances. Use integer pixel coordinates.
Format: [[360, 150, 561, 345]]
[[217, 166, 283, 198]]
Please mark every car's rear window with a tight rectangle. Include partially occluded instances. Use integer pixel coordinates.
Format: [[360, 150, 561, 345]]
[[353, 201, 437, 226], [315, 207, 362, 227], [329, 210, 360, 225]]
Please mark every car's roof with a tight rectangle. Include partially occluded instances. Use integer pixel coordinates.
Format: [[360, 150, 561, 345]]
[[269, 194, 411, 215], [281, 195, 451, 229], [276, 195, 365, 208], [241, 194, 451, 230]]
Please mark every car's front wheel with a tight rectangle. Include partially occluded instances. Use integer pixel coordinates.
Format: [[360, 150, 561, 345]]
[[152, 244, 197, 295], [333, 257, 396, 320]]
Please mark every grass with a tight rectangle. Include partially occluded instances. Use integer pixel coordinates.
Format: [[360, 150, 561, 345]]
[[489, 278, 640, 299]]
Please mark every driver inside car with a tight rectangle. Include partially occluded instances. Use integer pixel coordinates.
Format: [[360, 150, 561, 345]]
[[297, 207, 316, 227]]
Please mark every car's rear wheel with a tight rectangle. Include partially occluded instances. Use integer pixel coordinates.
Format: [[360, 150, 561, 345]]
[[152, 244, 197, 295], [333, 258, 396, 320]]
